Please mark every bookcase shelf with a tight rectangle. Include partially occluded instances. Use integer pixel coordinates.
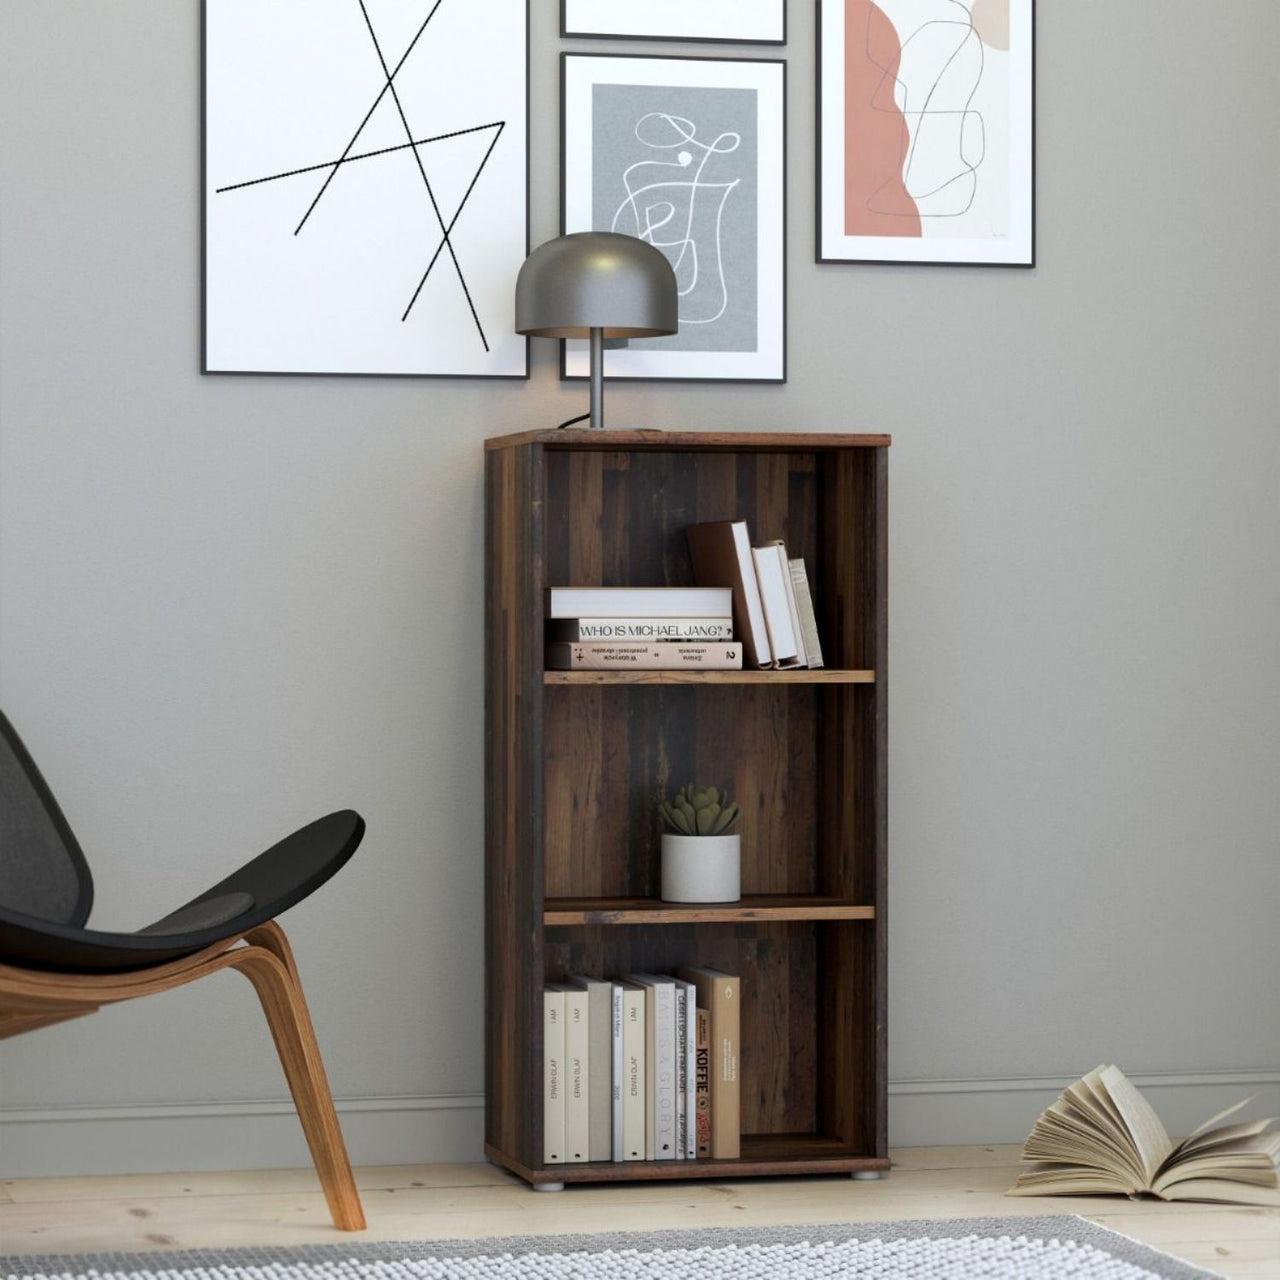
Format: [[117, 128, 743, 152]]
[[485, 429, 889, 1187], [543, 669, 876, 686], [543, 896, 876, 926]]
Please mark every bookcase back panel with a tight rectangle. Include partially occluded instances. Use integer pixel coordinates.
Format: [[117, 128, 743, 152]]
[[544, 921, 819, 1137], [544, 685, 819, 899]]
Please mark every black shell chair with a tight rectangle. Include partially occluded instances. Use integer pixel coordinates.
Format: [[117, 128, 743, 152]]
[[0, 710, 367, 1230]]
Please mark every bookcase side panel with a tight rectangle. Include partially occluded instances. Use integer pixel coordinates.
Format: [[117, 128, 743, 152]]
[[484, 442, 547, 1171]]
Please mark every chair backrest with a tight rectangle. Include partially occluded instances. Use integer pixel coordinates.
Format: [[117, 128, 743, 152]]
[[0, 711, 93, 926]]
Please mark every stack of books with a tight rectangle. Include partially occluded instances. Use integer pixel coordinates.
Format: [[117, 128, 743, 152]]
[[545, 587, 742, 671], [687, 521, 824, 670], [542, 967, 740, 1165]]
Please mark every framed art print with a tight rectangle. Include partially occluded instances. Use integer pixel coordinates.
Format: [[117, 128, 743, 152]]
[[204, 0, 528, 377], [818, 0, 1034, 266], [562, 0, 786, 44], [562, 54, 786, 383]]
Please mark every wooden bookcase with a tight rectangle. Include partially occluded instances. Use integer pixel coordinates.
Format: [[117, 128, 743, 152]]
[[484, 430, 889, 1187]]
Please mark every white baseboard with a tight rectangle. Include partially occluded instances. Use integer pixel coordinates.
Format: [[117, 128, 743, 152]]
[[3, 1070, 1277, 1178]]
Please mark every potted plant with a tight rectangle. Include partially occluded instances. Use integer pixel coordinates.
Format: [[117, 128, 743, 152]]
[[658, 784, 741, 903]]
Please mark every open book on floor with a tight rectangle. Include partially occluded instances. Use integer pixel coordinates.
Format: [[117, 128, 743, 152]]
[[1008, 1064, 1280, 1205]]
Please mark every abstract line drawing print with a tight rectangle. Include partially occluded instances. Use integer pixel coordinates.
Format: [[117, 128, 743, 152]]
[[867, 0, 988, 222], [204, 0, 527, 376], [592, 83, 758, 354], [610, 113, 741, 327]]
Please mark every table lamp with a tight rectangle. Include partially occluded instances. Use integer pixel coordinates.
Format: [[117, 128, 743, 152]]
[[515, 232, 678, 430]]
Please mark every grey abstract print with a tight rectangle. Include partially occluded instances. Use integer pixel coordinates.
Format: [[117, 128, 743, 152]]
[[592, 84, 758, 353]]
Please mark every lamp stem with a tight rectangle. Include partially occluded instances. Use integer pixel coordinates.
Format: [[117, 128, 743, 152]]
[[589, 327, 604, 430]]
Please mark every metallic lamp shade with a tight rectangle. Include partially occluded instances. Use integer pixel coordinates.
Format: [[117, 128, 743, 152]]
[[515, 232, 678, 338]]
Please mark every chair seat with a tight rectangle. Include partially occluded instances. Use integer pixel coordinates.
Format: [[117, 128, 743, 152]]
[[0, 810, 364, 972]]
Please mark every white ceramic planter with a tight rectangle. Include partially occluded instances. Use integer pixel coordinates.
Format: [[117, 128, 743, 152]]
[[660, 833, 741, 904]]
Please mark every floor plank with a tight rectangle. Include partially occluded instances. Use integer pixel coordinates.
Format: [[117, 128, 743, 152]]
[[0, 1147, 1274, 1280]]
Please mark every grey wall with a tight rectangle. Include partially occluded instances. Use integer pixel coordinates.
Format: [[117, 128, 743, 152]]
[[1, 2, 1277, 1175]]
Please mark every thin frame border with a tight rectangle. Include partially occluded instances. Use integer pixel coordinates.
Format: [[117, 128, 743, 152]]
[[815, 0, 1036, 269], [558, 50, 788, 385], [560, 0, 787, 46], [200, 0, 532, 380]]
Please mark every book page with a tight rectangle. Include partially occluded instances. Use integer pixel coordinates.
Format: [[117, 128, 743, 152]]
[[1100, 1064, 1173, 1183]]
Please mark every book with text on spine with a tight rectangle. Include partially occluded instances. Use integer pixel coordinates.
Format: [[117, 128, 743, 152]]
[[546, 618, 733, 642], [568, 976, 614, 1162], [694, 1006, 712, 1157], [542, 987, 565, 1165], [546, 641, 743, 671], [677, 966, 740, 1159], [547, 983, 588, 1163], [619, 984, 646, 1161]]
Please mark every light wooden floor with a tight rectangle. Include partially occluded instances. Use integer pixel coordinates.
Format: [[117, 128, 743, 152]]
[[2, 1147, 1277, 1277]]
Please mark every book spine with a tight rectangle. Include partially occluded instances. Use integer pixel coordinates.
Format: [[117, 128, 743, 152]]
[[682, 980, 697, 1159], [546, 641, 743, 671], [610, 983, 625, 1162], [695, 1007, 711, 1157], [621, 988, 645, 1161], [674, 983, 688, 1159], [788, 558, 824, 669], [653, 982, 677, 1160], [709, 974, 741, 1159], [543, 988, 564, 1165], [547, 618, 734, 642], [562, 987, 589, 1162]]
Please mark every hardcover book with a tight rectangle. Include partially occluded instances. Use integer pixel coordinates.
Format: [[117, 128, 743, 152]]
[[546, 618, 734, 642], [542, 987, 565, 1165], [546, 641, 743, 671], [624, 974, 677, 1160], [686, 520, 773, 668], [694, 1006, 712, 1158], [546, 587, 733, 619], [677, 967, 741, 1159], [788, 558, 825, 669], [1009, 1065, 1280, 1205], [548, 983, 589, 1163], [568, 976, 615, 1162], [750, 544, 803, 668], [619, 984, 646, 1161]]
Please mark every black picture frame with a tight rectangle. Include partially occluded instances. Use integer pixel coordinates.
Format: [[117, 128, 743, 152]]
[[815, 0, 1036, 268], [201, 0, 532, 379], [561, 0, 787, 46], [559, 51, 788, 385]]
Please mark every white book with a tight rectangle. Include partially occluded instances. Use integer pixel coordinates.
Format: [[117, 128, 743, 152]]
[[568, 977, 614, 1162], [619, 984, 646, 1161], [546, 586, 733, 619], [542, 987, 565, 1165], [772, 541, 809, 667], [679, 978, 699, 1158], [788, 558, 824, 669], [751, 544, 802, 668], [625, 974, 677, 1160], [610, 982, 625, 1162], [674, 982, 689, 1159], [557, 984, 589, 1162]]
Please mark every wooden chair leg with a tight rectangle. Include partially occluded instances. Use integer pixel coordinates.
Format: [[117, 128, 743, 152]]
[[232, 923, 366, 1231]]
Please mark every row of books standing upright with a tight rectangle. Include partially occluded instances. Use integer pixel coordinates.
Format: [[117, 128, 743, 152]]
[[545, 519, 823, 671], [543, 967, 739, 1165]]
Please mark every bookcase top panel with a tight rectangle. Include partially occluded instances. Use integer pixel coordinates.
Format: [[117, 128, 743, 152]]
[[485, 429, 892, 452]]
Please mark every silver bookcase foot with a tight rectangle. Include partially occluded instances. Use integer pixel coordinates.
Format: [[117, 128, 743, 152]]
[[852, 1170, 883, 1180], [533, 1181, 566, 1192]]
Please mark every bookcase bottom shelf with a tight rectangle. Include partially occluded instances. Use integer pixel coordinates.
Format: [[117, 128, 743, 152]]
[[485, 1136, 890, 1187]]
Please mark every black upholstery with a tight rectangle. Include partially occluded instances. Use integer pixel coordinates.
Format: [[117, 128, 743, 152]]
[[0, 711, 363, 973]]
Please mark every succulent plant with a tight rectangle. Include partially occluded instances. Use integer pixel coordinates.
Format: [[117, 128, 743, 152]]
[[659, 784, 741, 837]]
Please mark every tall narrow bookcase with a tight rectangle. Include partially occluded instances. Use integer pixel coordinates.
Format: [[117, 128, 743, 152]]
[[484, 430, 889, 1187]]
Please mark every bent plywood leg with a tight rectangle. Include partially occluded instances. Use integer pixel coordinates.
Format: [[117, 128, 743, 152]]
[[233, 924, 365, 1231]]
